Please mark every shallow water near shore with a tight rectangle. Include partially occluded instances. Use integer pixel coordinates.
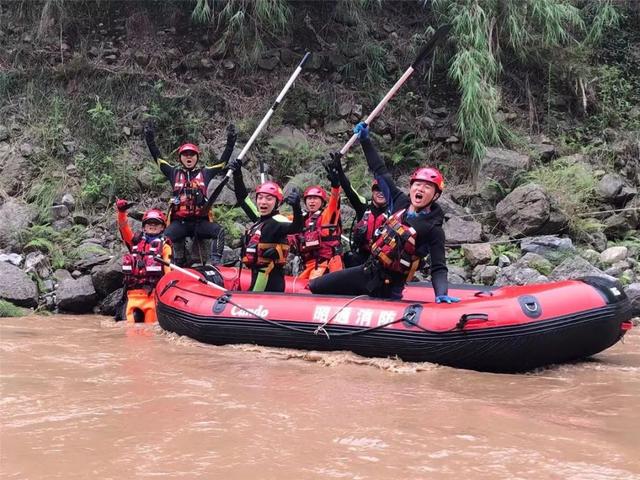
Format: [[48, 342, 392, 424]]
[[1, 315, 639, 479]]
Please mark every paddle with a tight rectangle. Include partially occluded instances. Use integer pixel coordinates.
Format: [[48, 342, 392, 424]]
[[203, 51, 312, 213], [335, 24, 451, 159], [153, 256, 227, 293]]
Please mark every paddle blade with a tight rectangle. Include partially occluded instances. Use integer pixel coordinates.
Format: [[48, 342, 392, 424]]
[[411, 24, 451, 68]]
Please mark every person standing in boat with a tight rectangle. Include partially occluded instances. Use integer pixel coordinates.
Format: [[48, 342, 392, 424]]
[[115, 200, 173, 323], [323, 153, 390, 267], [143, 123, 237, 266], [289, 166, 344, 280], [309, 122, 460, 303], [227, 158, 304, 292]]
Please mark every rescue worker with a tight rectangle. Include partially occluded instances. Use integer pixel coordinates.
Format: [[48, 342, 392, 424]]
[[323, 154, 390, 267], [116, 199, 173, 323], [228, 158, 304, 292], [310, 122, 460, 303], [143, 123, 237, 265], [290, 164, 344, 280]]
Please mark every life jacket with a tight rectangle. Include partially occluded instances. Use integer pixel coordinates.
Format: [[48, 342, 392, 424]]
[[171, 169, 208, 219], [297, 211, 342, 262], [121, 234, 170, 289], [352, 209, 387, 254], [370, 209, 421, 281], [242, 220, 289, 268]]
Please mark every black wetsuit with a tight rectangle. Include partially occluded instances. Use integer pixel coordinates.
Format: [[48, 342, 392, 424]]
[[234, 170, 303, 292], [310, 137, 449, 299], [145, 130, 236, 264]]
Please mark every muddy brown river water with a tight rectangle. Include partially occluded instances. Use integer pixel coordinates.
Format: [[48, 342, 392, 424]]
[[1, 315, 639, 479]]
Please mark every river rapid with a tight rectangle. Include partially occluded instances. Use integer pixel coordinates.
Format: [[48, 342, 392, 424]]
[[1, 315, 639, 479]]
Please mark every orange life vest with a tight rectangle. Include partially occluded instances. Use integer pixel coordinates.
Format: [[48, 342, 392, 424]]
[[122, 235, 170, 289], [370, 209, 421, 280], [171, 169, 208, 219], [297, 211, 342, 262]]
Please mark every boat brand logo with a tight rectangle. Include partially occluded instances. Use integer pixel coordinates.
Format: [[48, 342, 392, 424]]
[[230, 305, 269, 318]]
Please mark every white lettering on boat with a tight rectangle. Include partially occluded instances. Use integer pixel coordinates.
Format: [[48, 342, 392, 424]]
[[355, 309, 374, 327], [312, 306, 331, 323], [377, 310, 397, 326], [334, 307, 352, 324], [230, 305, 269, 318]]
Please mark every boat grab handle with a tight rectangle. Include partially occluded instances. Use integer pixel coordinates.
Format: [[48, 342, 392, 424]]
[[456, 313, 489, 330], [474, 290, 493, 297]]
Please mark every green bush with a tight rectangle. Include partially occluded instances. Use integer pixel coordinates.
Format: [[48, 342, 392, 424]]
[[0, 300, 27, 318], [19, 224, 86, 270]]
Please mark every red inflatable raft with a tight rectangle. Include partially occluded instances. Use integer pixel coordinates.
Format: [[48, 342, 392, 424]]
[[155, 267, 633, 372]]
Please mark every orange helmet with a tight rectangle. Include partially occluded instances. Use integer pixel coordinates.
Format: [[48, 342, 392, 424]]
[[410, 167, 444, 192], [303, 185, 327, 202], [255, 181, 283, 202], [177, 143, 200, 156], [142, 209, 167, 226]]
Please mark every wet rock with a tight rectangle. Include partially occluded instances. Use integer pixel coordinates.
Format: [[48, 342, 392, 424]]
[[447, 265, 469, 282], [580, 249, 601, 265], [436, 194, 467, 218], [624, 283, 640, 317], [600, 246, 628, 265], [0, 253, 23, 266], [531, 143, 557, 161], [498, 254, 511, 268], [56, 275, 98, 313], [444, 217, 483, 245], [603, 214, 631, 239], [91, 256, 123, 297], [496, 184, 568, 237], [472, 265, 499, 285], [0, 198, 36, 250], [24, 251, 52, 278], [604, 261, 631, 277], [0, 261, 38, 307], [51, 204, 69, 220], [582, 230, 608, 252], [549, 256, 615, 282], [97, 287, 124, 317], [494, 265, 548, 286], [462, 243, 492, 267], [479, 148, 530, 188], [598, 173, 637, 206], [0, 125, 9, 141], [520, 235, 575, 260], [514, 253, 553, 276], [61, 193, 76, 212]]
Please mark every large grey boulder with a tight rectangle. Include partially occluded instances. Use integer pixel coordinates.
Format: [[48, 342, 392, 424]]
[[0, 261, 38, 308], [0, 198, 36, 250], [444, 217, 483, 245], [496, 184, 568, 237], [97, 287, 125, 317], [494, 265, 548, 286], [91, 256, 123, 297], [479, 148, 531, 188], [520, 235, 575, 260], [624, 283, 640, 317], [597, 173, 637, 206], [462, 243, 492, 267], [56, 275, 98, 313], [549, 256, 616, 282]]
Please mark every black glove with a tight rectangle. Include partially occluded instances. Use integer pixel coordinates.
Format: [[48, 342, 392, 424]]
[[262, 247, 280, 261], [143, 121, 155, 138], [284, 187, 301, 207], [227, 157, 243, 173], [226, 123, 237, 142], [323, 153, 342, 188], [115, 199, 134, 212]]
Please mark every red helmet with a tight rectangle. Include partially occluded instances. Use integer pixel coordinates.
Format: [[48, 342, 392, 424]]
[[142, 209, 167, 226], [255, 181, 283, 202], [177, 143, 200, 156], [410, 167, 444, 192], [303, 185, 328, 202]]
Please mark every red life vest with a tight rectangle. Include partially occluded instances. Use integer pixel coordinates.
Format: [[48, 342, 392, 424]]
[[122, 235, 169, 289], [352, 209, 387, 254], [370, 209, 421, 280], [171, 169, 208, 219], [297, 211, 342, 262], [242, 220, 289, 268]]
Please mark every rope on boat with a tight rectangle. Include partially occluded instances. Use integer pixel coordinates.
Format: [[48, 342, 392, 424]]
[[167, 283, 466, 338]]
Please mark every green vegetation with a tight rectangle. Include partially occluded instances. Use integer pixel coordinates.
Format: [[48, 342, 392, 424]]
[[490, 243, 521, 265], [524, 158, 603, 237], [212, 205, 245, 242], [0, 300, 27, 318], [19, 225, 86, 270]]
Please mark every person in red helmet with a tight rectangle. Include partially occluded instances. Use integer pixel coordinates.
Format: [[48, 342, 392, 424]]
[[310, 122, 459, 303], [289, 166, 344, 280], [143, 123, 237, 266], [115, 200, 173, 323], [323, 153, 390, 267], [227, 158, 304, 292]]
